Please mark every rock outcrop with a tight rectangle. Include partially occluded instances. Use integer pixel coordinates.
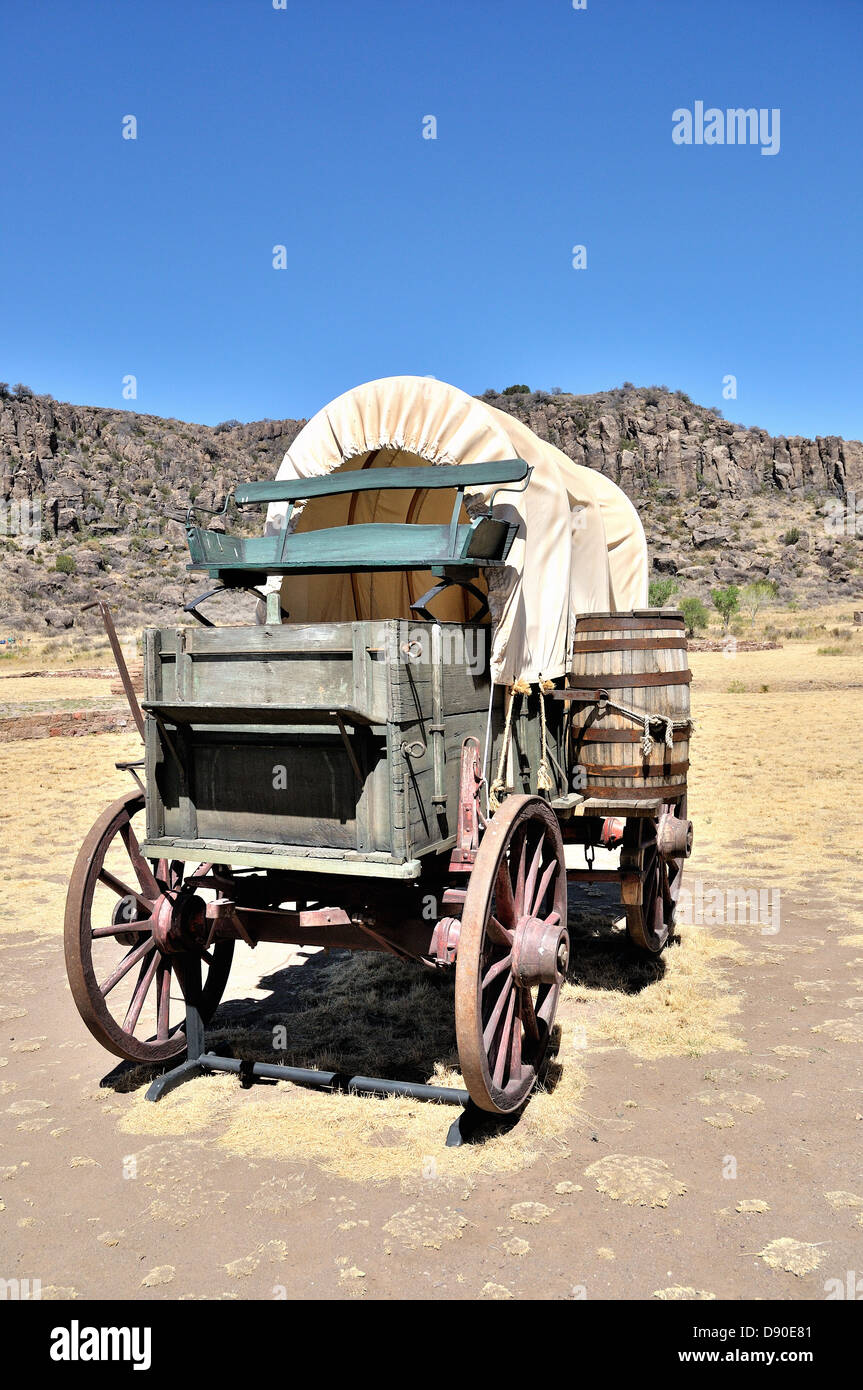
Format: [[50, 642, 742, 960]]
[[0, 384, 860, 633]]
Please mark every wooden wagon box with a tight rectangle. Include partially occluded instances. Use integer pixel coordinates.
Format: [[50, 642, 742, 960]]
[[141, 620, 517, 877]]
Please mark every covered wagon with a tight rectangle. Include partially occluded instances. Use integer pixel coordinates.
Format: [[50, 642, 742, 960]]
[[65, 376, 693, 1123]]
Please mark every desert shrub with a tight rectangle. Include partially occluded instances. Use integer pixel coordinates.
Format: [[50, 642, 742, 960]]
[[54, 553, 77, 574], [711, 585, 740, 632], [680, 596, 709, 637], [741, 578, 778, 626], [648, 577, 679, 607], [502, 384, 530, 396], [782, 527, 800, 545]]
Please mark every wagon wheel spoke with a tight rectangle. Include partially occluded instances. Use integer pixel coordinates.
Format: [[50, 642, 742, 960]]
[[122, 948, 161, 1033], [156, 960, 173, 1041], [97, 868, 151, 915], [91, 918, 154, 939], [514, 833, 527, 916], [486, 914, 512, 948], [509, 1002, 523, 1077], [482, 953, 512, 989], [519, 986, 540, 1044], [494, 861, 516, 930], [119, 819, 160, 899], [100, 936, 155, 998], [530, 857, 558, 920], [659, 856, 674, 909], [492, 988, 518, 1089], [523, 831, 545, 917], [482, 973, 514, 1052]]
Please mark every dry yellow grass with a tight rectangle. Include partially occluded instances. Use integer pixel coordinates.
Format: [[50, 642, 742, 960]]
[[691, 638, 862, 693], [687, 646, 863, 899], [563, 923, 747, 1061], [0, 730, 141, 938], [0, 675, 117, 705], [4, 614, 862, 1179], [116, 970, 589, 1183]]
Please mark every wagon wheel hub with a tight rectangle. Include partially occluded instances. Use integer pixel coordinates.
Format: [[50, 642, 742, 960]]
[[150, 889, 208, 955], [511, 914, 570, 987]]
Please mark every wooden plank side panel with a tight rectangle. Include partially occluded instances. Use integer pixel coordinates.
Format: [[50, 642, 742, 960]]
[[145, 622, 389, 722], [387, 622, 493, 723], [155, 723, 390, 853]]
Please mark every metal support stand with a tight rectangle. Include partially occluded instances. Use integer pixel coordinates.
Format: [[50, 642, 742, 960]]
[[445, 1100, 488, 1147], [145, 980, 471, 1137]]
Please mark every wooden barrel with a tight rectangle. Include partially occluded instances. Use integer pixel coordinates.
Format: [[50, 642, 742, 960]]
[[569, 610, 690, 802]]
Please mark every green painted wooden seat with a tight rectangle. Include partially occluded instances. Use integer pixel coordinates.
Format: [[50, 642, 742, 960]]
[[185, 458, 529, 587]]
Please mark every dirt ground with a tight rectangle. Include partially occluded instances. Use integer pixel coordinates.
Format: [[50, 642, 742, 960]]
[[1, 633, 862, 1301]]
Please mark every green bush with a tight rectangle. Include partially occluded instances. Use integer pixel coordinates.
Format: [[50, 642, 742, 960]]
[[711, 585, 740, 633], [54, 554, 77, 574], [502, 384, 530, 396], [680, 596, 709, 637], [648, 577, 679, 607]]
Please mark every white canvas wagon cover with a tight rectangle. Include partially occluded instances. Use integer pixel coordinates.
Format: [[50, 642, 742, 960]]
[[263, 376, 647, 686]]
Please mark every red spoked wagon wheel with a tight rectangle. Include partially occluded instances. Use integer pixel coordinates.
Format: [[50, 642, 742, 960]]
[[64, 791, 234, 1063], [455, 795, 569, 1115], [620, 795, 691, 954]]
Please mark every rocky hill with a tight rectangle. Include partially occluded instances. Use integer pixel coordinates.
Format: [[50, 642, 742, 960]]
[[0, 384, 860, 637]]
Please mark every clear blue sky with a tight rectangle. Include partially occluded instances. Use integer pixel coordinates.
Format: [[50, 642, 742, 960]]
[[1, 0, 861, 439]]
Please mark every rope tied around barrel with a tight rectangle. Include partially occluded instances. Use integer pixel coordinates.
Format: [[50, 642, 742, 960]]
[[579, 688, 693, 763], [639, 713, 677, 758]]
